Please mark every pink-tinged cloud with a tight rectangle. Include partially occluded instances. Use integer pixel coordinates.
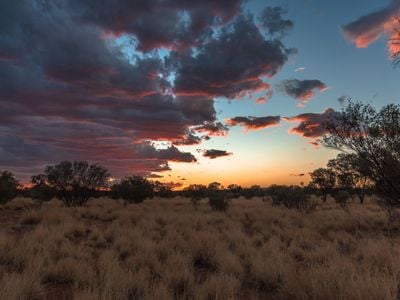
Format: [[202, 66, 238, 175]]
[[342, 1, 400, 57], [193, 122, 229, 137], [226, 116, 281, 131], [203, 149, 233, 159], [284, 108, 336, 139]]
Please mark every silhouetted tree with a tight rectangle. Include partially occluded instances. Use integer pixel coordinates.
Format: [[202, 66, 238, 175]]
[[39, 161, 110, 206], [327, 153, 370, 204], [268, 185, 316, 212], [30, 174, 55, 202], [309, 168, 336, 201], [0, 170, 18, 204], [152, 181, 173, 198], [111, 176, 154, 204], [184, 184, 207, 209], [324, 100, 400, 210], [242, 185, 264, 199]]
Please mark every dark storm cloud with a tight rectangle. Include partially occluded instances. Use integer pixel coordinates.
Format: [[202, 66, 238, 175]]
[[170, 15, 293, 99], [226, 116, 281, 131], [68, 0, 244, 51], [0, 0, 294, 179], [284, 109, 336, 138], [279, 79, 328, 102], [203, 149, 233, 159]]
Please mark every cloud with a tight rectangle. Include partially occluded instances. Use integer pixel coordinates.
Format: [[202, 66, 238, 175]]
[[68, 0, 244, 52], [290, 173, 305, 177], [284, 108, 336, 138], [259, 6, 294, 37], [193, 122, 229, 136], [342, 0, 400, 57], [226, 116, 281, 131], [203, 149, 233, 159], [170, 15, 293, 99], [279, 79, 328, 103], [0, 1, 294, 180]]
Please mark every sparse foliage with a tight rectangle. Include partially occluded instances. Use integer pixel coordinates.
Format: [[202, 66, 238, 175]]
[[324, 100, 400, 210]]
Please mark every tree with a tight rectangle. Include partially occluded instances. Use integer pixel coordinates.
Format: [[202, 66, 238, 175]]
[[267, 185, 316, 212], [0, 171, 19, 204], [309, 168, 336, 201], [242, 185, 264, 199], [152, 181, 173, 198], [327, 153, 370, 204], [323, 100, 400, 209], [39, 161, 110, 206], [30, 174, 55, 202], [184, 184, 207, 209], [111, 176, 154, 204]]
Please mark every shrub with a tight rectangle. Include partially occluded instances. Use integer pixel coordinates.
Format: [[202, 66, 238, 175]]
[[0, 171, 18, 204], [268, 185, 316, 213], [208, 193, 230, 212], [33, 161, 110, 207], [111, 176, 154, 204], [334, 190, 350, 209]]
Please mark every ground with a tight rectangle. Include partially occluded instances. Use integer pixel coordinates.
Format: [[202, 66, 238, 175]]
[[0, 197, 399, 300]]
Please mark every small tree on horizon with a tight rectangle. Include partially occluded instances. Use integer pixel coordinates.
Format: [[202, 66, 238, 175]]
[[309, 168, 336, 201], [38, 161, 110, 206]]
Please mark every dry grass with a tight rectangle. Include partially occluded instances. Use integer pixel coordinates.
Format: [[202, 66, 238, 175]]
[[0, 197, 399, 299]]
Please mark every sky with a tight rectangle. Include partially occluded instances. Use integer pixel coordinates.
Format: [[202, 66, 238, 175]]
[[0, 0, 399, 188]]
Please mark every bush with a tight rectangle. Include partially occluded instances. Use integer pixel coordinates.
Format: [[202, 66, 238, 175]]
[[333, 190, 350, 209], [0, 171, 18, 204], [268, 185, 316, 213], [111, 176, 154, 204], [33, 161, 110, 207], [208, 192, 230, 212]]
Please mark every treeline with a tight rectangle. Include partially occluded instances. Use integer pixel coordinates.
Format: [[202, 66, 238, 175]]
[[0, 100, 399, 215]]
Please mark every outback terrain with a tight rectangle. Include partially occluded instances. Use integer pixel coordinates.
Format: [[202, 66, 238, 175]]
[[0, 197, 399, 300]]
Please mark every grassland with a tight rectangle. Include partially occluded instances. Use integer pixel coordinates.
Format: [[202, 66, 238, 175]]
[[0, 197, 399, 300]]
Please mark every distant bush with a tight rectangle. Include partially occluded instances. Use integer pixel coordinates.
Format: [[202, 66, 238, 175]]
[[333, 190, 350, 209], [29, 174, 55, 202], [208, 192, 230, 212], [111, 176, 154, 204], [184, 184, 208, 210], [268, 185, 316, 213], [0, 170, 18, 204]]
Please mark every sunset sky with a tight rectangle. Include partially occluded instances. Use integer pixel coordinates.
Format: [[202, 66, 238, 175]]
[[0, 0, 399, 188]]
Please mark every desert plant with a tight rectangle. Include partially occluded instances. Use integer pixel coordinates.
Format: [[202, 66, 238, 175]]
[[309, 168, 336, 201], [111, 176, 154, 204], [0, 170, 18, 204], [268, 185, 316, 212], [333, 190, 350, 210], [29, 174, 55, 203], [36, 161, 110, 206], [208, 192, 230, 212]]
